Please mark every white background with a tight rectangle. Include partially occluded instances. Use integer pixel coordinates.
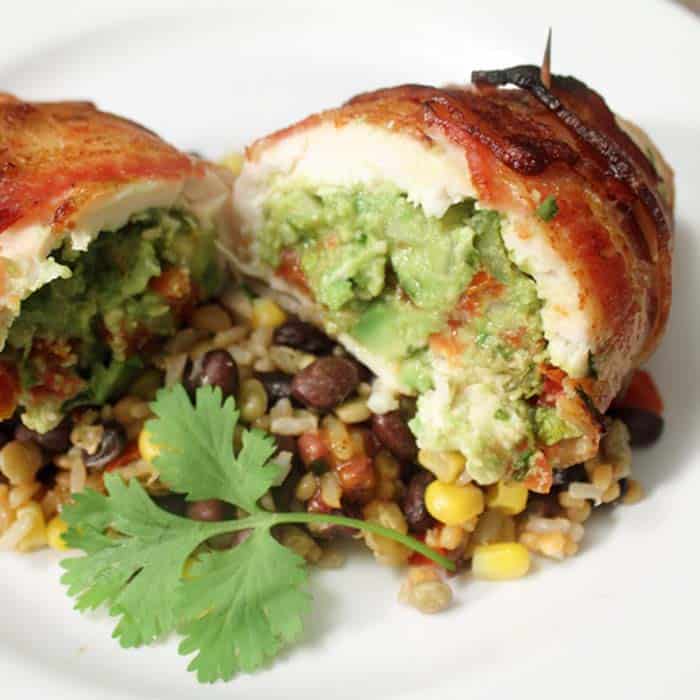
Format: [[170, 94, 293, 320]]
[[1, 2, 699, 698]]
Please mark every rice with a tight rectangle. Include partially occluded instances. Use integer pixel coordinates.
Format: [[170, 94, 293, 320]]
[[0, 283, 645, 612]]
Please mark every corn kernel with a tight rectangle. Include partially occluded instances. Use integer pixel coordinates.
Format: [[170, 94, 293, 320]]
[[592, 463, 613, 492], [138, 429, 162, 465], [15, 502, 47, 553], [425, 481, 484, 526], [0, 440, 43, 485], [486, 480, 528, 515], [622, 479, 644, 505], [472, 542, 531, 580], [46, 516, 69, 551], [566, 501, 592, 523], [601, 480, 621, 504], [418, 449, 465, 484], [251, 298, 287, 329]]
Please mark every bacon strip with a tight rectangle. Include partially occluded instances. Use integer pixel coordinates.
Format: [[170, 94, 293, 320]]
[[0, 94, 201, 235]]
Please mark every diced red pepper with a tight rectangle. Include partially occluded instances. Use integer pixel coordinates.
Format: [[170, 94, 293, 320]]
[[613, 369, 664, 415], [538, 364, 567, 407], [408, 533, 448, 567], [524, 452, 553, 494], [297, 431, 329, 467], [456, 270, 505, 317], [276, 248, 311, 294], [105, 441, 141, 472]]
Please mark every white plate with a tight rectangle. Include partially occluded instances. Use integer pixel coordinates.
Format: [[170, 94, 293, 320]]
[[1, 1, 699, 698]]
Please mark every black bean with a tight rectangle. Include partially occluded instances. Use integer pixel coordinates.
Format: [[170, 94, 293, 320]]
[[83, 422, 126, 470], [273, 433, 298, 456], [348, 358, 374, 384], [403, 470, 435, 533], [0, 419, 17, 435], [291, 357, 360, 411], [372, 411, 417, 462], [617, 478, 629, 502], [184, 349, 239, 400], [255, 371, 293, 403], [186, 498, 233, 522], [35, 464, 58, 488], [271, 464, 303, 512], [152, 493, 188, 517], [273, 320, 334, 354], [608, 407, 664, 447], [15, 418, 72, 453], [552, 462, 588, 487]]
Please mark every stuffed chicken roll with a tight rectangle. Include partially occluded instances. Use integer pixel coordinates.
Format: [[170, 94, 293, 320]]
[[230, 66, 674, 489], [0, 95, 231, 432]]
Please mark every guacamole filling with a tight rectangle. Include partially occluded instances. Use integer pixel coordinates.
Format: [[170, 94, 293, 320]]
[[1, 208, 222, 432], [259, 183, 580, 483]]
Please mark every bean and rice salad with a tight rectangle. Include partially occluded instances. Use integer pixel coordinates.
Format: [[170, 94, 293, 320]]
[[0, 282, 660, 614]]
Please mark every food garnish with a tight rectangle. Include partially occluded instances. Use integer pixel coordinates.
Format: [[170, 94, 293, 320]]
[[60, 384, 454, 683]]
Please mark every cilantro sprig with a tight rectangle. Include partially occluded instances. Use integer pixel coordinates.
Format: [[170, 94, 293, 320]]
[[60, 385, 454, 683]]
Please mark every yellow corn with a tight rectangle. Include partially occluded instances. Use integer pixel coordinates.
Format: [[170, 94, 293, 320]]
[[622, 479, 644, 505], [15, 502, 47, 553], [472, 542, 531, 580], [418, 449, 465, 484], [46, 516, 69, 551], [138, 429, 162, 465], [251, 298, 287, 329], [486, 480, 529, 515], [425, 481, 484, 526]]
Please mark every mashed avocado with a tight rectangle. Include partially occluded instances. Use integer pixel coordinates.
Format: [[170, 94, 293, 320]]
[[261, 182, 576, 483], [2, 208, 222, 431]]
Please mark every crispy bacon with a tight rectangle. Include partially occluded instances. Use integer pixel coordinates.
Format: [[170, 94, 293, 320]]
[[249, 69, 673, 414], [0, 94, 201, 235]]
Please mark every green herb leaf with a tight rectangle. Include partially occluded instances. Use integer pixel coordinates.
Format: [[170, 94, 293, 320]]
[[147, 384, 278, 514], [60, 384, 455, 685], [177, 528, 310, 682], [536, 195, 559, 222], [61, 474, 214, 647]]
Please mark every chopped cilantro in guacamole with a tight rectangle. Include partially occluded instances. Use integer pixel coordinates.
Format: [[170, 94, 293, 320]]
[[259, 182, 557, 483]]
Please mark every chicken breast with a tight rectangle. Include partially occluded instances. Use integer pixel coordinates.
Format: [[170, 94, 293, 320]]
[[0, 95, 231, 431], [229, 66, 673, 488]]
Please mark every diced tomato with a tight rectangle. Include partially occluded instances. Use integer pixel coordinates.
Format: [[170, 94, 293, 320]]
[[29, 367, 85, 404], [538, 364, 567, 407], [0, 362, 19, 420], [523, 452, 553, 494], [149, 266, 197, 320], [456, 270, 505, 317], [105, 441, 141, 472], [428, 329, 465, 359], [276, 248, 311, 294], [613, 369, 664, 415], [501, 326, 526, 348]]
